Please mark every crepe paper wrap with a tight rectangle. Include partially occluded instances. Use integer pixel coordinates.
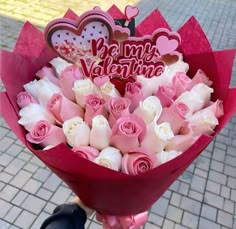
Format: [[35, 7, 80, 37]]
[[0, 5, 236, 216]]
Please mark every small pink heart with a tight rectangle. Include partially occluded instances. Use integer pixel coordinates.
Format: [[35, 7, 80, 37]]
[[93, 75, 110, 87], [156, 36, 179, 55], [125, 5, 139, 20]]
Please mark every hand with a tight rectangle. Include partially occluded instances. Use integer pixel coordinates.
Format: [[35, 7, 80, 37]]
[[70, 196, 94, 217]]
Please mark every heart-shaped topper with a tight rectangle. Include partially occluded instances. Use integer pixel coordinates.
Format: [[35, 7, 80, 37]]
[[125, 5, 139, 21], [45, 8, 129, 65], [153, 28, 181, 56]]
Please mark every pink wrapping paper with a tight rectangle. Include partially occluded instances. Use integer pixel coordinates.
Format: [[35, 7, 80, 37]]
[[1, 5, 236, 215]]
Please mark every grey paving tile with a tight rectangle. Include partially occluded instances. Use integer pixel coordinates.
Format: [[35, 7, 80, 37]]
[[212, 148, 226, 162], [5, 144, 23, 157], [166, 205, 183, 224], [190, 175, 206, 193], [162, 219, 175, 229], [170, 192, 182, 207], [42, 174, 62, 192], [0, 153, 14, 167], [188, 190, 203, 202], [178, 182, 189, 196], [223, 199, 234, 214], [182, 212, 199, 229], [23, 163, 38, 173], [21, 195, 46, 214], [180, 196, 201, 215], [195, 156, 210, 171], [210, 160, 224, 173], [0, 137, 15, 152], [227, 177, 236, 189], [0, 172, 13, 183], [29, 156, 46, 168], [230, 189, 236, 202], [43, 202, 57, 214], [151, 197, 169, 217], [200, 204, 217, 221], [4, 158, 25, 175], [0, 184, 19, 201], [14, 210, 36, 229], [0, 199, 12, 218], [199, 218, 220, 229], [22, 178, 42, 194], [217, 210, 234, 228], [0, 181, 5, 191], [9, 170, 32, 188], [206, 180, 221, 195], [33, 168, 51, 182], [224, 165, 236, 178], [88, 222, 103, 229], [4, 206, 22, 224], [221, 186, 230, 199], [50, 186, 72, 205], [0, 219, 10, 229], [148, 213, 164, 227], [17, 151, 32, 162], [30, 211, 50, 229], [36, 188, 53, 201], [11, 191, 29, 206], [204, 192, 224, 209]]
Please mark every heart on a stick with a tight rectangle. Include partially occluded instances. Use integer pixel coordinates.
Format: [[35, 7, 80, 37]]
[[125, 5, 139, 20]]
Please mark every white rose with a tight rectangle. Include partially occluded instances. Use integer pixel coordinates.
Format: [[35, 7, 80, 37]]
[[134, 96, 162, 124], [156, 150, 182, 166], [24, 77, 61, 106], [50, 57, 72, 75], [137, 74, 166, 97], [62, 117, 90, 147], [174, 91, 204, 118], [141, 122, 174, 153], [18, 103, 55, 131], [90, 115, 111, 150], [191, 83, 213, 106], [94, 147, 122, 171], [188, 109, 219, 136], [100, 81, 120, 101], [73, 79, 98, 107], [164, 59, 189, 82]]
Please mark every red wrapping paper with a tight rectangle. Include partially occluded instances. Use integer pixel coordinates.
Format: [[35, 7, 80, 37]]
[[1, 5, 236, 215]]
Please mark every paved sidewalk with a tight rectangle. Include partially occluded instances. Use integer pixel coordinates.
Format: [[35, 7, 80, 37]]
[[0, 0, 236, 228]]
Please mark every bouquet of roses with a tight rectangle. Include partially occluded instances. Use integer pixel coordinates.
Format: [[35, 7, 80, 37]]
[[0, 5, 235, 229]]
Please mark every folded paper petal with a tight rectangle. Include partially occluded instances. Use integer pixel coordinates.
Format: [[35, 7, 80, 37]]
[[136, 9, 171, 36], [178, 16, 212, 55]]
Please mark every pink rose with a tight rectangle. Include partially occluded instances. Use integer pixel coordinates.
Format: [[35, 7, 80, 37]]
[[156, 84, 176, 107], [124, 82, 144, 112], [141, 122, 174, 153], [84, 94, 107, 127], [36, 66, 60, 86], [26, 120, 66, 148], [47, 93, 84, 125], [108, 97, 131, 127], [157, 103, 189, 134], [172, 72, 192, 97], [186, 103, 221, 136], [165, 132, 199, 152], [96, 211, 148, 229], [59, 65, 83, 101], [111, 114, 146, 154], [190, 69, 213, 89], [206, 99, 224, 119], [121, 148, 157, 175], [72, 146, 99, 161], [156, 150, 183, 166], [17, 91, 39, 108]]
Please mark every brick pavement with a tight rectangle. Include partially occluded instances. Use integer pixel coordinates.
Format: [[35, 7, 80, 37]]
[[0, 0, 236, 228]]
